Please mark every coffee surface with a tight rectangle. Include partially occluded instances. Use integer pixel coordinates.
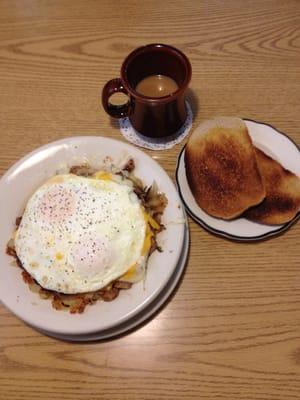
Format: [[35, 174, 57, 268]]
[[135, 74, 178, 98]]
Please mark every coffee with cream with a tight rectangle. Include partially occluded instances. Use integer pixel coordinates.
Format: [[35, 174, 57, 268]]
[[136, 74, 178, 98]]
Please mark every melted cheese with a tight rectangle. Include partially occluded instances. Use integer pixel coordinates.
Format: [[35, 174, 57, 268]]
[[94, 171, 112, 181]]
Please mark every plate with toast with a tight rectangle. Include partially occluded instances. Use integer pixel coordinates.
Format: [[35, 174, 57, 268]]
[[176, 117, 300, 241]]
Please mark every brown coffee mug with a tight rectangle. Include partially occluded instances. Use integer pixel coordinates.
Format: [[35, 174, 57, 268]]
[[102, 43, 192, 138]]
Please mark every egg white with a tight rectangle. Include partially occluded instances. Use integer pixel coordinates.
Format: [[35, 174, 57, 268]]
[[15, 173, 147, 294]]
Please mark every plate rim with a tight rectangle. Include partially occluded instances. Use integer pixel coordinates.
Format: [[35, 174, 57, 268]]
[[0, 135, 186, 334], [175, 118, 300, 242]]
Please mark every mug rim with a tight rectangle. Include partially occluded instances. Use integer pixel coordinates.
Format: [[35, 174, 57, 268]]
[[120, 43, 192, 104]]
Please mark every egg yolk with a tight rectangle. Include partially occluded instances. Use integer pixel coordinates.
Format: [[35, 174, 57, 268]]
[[38, 186, 76, 224]]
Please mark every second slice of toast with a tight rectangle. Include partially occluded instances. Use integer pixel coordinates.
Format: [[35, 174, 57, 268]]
[[244, 148, 300, 224]]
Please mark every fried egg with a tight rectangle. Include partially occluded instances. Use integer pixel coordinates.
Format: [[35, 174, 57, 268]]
[[14, 172, 154, 294]]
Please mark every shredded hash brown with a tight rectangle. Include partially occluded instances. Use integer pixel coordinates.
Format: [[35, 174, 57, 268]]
[[7, 159, 167, 313]]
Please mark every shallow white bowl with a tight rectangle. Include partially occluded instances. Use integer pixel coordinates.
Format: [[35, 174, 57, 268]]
[[0, 136, 185, 335]]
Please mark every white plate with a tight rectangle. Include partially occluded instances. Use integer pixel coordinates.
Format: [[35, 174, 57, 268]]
[[0, 136, 185, 335], [39, 219, 189, 341], [176, 119, 300, 241]]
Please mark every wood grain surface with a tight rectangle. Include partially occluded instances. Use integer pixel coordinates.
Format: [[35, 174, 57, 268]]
[[0, 1, 299, 399]]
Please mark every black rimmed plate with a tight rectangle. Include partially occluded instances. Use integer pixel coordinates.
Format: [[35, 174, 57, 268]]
[[176, 119, 300, 242]]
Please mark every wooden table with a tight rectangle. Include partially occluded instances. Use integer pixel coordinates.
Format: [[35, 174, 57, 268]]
[[0, 1, 299, 399]]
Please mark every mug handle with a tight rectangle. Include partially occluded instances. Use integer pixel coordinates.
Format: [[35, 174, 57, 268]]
[[102, 78, 132, 118]]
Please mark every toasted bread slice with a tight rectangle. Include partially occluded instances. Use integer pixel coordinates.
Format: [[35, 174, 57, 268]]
[[244, 148, 300, 224], [185, 117, 265, 219]]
